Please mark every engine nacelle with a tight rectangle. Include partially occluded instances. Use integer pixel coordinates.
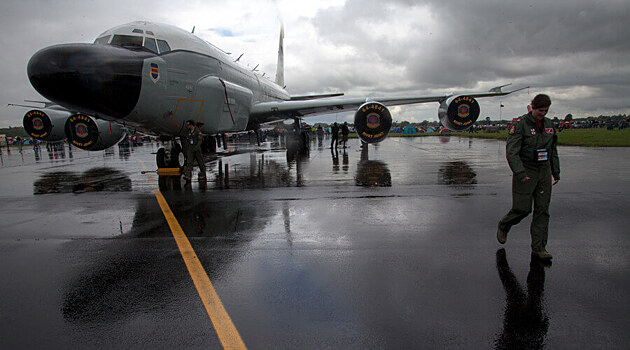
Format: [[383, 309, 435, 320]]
[[354, 102, 392, 144], [23, 109, 71, 141], [438, 95, 480, 131], [64, 113, 126, 151]]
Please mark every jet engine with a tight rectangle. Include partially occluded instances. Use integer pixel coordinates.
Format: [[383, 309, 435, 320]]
[[354, 102, 392, 144], [64, 113, 126, 151], [438, 95, 480, 131], [23, 109, 71, 141]]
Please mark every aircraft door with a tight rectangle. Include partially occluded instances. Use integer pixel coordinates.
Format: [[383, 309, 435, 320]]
[[195, 76, 252, 133]]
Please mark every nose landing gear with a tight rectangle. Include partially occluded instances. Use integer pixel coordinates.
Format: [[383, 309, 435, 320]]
[[157, 139, 185, 169]]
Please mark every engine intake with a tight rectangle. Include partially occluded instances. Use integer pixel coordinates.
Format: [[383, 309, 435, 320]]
[[23, 109, 71, 141], [438, 95, 480, 131], [64, 113, 125, 151], [354, 102, 392, 144]]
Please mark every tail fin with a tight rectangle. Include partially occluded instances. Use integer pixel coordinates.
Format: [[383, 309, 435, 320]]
[[275, 24, 285, 88]]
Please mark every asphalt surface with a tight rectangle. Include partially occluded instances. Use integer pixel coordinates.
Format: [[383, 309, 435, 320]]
[[0, 136, 628, 349]]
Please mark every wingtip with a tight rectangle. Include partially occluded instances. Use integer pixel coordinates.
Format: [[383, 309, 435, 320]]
[[489, 83, 512, 93]]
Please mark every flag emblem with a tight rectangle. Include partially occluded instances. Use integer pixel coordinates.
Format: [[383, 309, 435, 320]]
[[150, 63, 159, 83]]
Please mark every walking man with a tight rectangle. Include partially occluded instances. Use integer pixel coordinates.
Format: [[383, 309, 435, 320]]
[[330, 122, 339, 149], [497, 94, 560, 260], [341, 122, 349, 148]]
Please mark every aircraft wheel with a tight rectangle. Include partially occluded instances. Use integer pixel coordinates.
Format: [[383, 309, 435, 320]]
[[156, 148, 166, 168], [170, 144, 186, 168]]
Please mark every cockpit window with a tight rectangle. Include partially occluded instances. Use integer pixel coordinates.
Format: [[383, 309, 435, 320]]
[[157, 39, 171, 54], [144, 38, 158, 53], [146, 31, 154, 36], [94, 35, 110, 45], [132, 29, 144, 34], [110, 35, 143, 48]]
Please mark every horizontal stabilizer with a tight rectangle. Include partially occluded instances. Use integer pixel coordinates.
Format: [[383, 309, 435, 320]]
[[8, 100, 57, 109]]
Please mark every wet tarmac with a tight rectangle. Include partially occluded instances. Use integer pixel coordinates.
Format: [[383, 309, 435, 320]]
[[1, 136, 629, 349]]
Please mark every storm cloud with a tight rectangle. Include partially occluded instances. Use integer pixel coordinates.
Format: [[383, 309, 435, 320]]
[[1, 0, 628, 127]]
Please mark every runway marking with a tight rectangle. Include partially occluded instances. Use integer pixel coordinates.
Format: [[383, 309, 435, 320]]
[[139, 160, 246, 349]]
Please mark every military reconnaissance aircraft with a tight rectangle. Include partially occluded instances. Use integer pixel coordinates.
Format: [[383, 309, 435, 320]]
[[23, 21, 525, 168]]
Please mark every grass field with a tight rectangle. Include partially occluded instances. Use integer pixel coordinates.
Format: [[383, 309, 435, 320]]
[[380, 128, 630, 147]]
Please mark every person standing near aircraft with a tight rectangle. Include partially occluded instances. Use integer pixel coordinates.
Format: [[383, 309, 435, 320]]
[[341, 122, 350, 148], [316, 125, 324, 146], [183, 120, 206, 181], [331, 122, 339, 149], [497, 94, 560, 260]]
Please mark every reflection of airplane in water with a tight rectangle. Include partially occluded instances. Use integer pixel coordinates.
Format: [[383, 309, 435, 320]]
[[159, 149, 303, 191], [61, 190, 275, 323], [438, 161, 477, 186], [21, 20, 525, 171], [355, 144, 392, 187], [34, 167, 131, 194], [156, 140, 395, 189]]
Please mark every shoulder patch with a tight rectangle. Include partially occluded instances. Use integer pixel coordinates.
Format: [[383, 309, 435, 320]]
[[508, 125, 516, 135], [545, 128, 554, 134]]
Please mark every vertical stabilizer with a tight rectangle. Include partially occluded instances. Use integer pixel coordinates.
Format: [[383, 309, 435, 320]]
[[275, 25, 285, 87]]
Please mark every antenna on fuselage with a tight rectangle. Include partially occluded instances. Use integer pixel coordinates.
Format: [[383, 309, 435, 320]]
[[235, 53, 244, 62], [192, 26, 195, 33], [252, 64, 259, 71]]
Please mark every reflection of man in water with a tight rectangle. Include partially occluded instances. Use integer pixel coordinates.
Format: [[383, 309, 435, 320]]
[[495, 249, 549, 350], [331, 147, 339, 173]]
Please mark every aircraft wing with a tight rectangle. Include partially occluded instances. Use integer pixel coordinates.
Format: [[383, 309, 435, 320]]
[[250, 85, 527, 123]]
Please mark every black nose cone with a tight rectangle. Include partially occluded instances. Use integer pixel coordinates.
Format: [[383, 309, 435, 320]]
[[28, 44, 152, 118]]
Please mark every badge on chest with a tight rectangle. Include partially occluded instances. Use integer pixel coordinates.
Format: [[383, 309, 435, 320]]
[[536, 148, 548, 161]]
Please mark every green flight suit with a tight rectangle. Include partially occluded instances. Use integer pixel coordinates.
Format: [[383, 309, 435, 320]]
[[499, 112, 560, 253], [184, 126, 206, 178]]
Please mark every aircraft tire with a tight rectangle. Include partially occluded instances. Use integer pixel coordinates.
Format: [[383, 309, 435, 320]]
[[169, 144, 186, 168], [156, 148, 166, 168]]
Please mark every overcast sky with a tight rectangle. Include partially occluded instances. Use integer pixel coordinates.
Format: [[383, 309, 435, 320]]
[[1, 0, 629, 127]]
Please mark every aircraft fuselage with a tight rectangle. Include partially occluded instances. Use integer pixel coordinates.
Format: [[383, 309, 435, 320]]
[[27, 21, 289, 137]]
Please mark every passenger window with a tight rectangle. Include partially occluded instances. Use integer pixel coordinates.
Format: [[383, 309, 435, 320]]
[[110, 35, 143, 48], [94, 36, 110, 45], [157, 39, 171, 54], [144, 38, 158, 53]]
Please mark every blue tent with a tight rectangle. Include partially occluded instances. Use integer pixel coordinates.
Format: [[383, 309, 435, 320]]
[[426, 127, 435, 133], [403, 126, 417, 134]]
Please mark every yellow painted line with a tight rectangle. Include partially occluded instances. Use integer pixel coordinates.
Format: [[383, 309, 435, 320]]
[[139, 160, 246, 349], [154, 189, 247, 350]]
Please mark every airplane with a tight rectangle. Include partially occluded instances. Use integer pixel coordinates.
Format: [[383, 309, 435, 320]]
[[22, 21, 526, 169]]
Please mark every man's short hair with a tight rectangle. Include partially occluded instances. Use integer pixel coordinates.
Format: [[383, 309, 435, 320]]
[[186, 119, 194, 126], [531, 94, 552, 109]]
